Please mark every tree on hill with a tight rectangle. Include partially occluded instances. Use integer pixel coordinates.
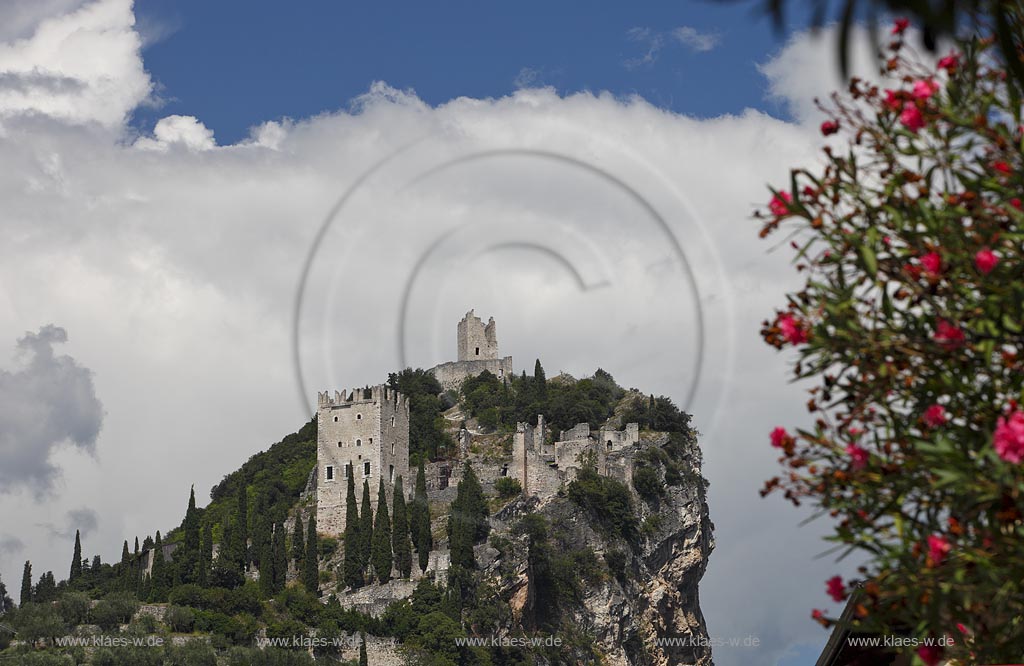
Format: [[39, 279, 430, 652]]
[[232, 485, 249, 570], [149, 532, 170, 602], [292, 512, 305, 567], [273, 521, 287, 593], [411, 459, 433, 573], [0, 571, 12, 614], [447, 464, 489, 570], [359, 480, 373, 571], [391, 476, 412, 578], [387, 368, 452, 461], [343, 466, 363, 589], [199, 522, 212, 587], [371, 480, 393, 583], [303, 513, 318, 595], [19, 562, 31, 606], [34, 571, 57, 603], [69, 530, 82, 583], [534, 359, 547, 401]]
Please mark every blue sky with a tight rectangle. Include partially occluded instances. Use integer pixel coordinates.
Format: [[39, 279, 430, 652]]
[[133, 0, 803, 143]]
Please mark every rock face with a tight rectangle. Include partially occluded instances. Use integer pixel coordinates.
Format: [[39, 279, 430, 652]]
[[486, 434, 715, 666]]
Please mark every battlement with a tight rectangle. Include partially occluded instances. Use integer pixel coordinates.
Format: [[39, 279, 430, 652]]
[[317, 385, 410, 411]]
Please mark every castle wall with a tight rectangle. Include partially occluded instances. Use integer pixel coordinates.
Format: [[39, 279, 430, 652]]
[[317, 386, 410, 537], [429, 357, 513, 392]]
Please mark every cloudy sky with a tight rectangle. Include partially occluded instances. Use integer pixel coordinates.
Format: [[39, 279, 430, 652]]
[[0, 1, 903, 664]]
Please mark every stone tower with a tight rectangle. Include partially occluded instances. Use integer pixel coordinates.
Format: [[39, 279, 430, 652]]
[[457, 309, 499, 361], [316, 385, 410, 537]]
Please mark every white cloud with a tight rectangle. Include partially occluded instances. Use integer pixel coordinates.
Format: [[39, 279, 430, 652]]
[[672, 26, 721, 53], [0, 0, 151, 128], [134, 114, 216, 151], [0, 5, 877, 665]]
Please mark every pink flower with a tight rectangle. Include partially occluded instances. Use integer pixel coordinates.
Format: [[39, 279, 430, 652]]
[[826, 576, 846, 602], [912, 79, 939, 100], [919, 251, 942, 275], [778, 313, 809, 344], [933, 320, 965, 349], [900, 103, 925, 132], [883, 89, 902, 110], [892, 17, 909, 35], [927, 534, 951, 565], [974, 248, 999, 274], [1011, 197, 1022, 210], [993, 160, 1012, 174], [923, 404, 948, 428], [938, 52, 959, 71], [917, 645, 943, 666], [993, 410, 1024, 464], [770, 427, 789, 449], [820, 120, 840, 136], [769, 191, 792, 216], [845, 444, 869, 470]]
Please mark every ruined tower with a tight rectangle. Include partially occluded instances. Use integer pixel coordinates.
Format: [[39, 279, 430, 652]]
[[316, 385, 411, 537], [457, 309, 499, 361], [429, 310, 513, 391]]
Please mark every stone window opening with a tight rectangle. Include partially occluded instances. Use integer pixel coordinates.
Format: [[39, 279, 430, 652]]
[[369, 438, 373, 446], [333, 416, 338, 422], [391, 416, 395, 427], [338, 441, 343, 448], [475, 346, 480, 355], [356, 438, 361, 447], [356, 413, 362, 420], [389, 464, 394, 483], [343, 465, 349, 478], [363, 461, 371, 477], [607, 440, 613, 451], [326, 465, 334, 481], [391, 441, 395, 455]]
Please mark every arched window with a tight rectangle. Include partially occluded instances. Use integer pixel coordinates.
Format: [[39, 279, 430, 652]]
[[333, 416, 338, 422], [356, 438, 361, 447], [338, 441, 343, 448], [356, 413, 362, 420], [607, 440, 613, 451]]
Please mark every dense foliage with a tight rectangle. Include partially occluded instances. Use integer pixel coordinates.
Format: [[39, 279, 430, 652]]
[[760, 23, 1024, 663], [388, 368, 455, 462]]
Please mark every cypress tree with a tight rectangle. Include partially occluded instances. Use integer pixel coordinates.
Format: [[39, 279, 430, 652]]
[[70, 530, 82, 583], [359, 632, 368, 666], [0, 572, 11, 614], [20, 561, 32, 606], [292, 513, 305, 567], [303, 513, 318, 595], [447, 464, 489, 570], [359, 480, 373, 571], [412, 459, 433, 572], [234, 486, 249, 569], [35, 571, 57, 603], [150, 532, 168, 602], [259, 533, 275, 599], [371, 479, 393, 583], [134, 537, 140, 555], [273, 521, 287, 592], [534, 359, 547, 401], [120, 541, 130, 590], [343, 466, 363, 589], [391, 476, 412, 578], [181, 485, 201, 584], [199, 522, 212, 587]]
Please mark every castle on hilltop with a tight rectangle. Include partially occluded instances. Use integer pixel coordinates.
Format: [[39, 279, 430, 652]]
[[315, 310, 643, 537], [428, 310, 514, 391], [316, 386, 411, 537]]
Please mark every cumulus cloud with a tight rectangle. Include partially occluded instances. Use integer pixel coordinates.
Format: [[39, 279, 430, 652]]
[[0, 0, 150, 127], [0, 325, 104, 496], [134, 114, 216, 151]]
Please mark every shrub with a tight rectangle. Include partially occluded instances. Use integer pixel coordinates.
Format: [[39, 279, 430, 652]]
[[55, 591, 90, 626], [12, 603, 65, 645], [604, 550, 627, 584], [567, 462, 637, 543], [318, 536, 338, 560], [164, 605, 196, 633], [164, 642, 217, 666], [631, 466, 663, 502], [494, 476, 522, 498], [89, 593, 139, 631]]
